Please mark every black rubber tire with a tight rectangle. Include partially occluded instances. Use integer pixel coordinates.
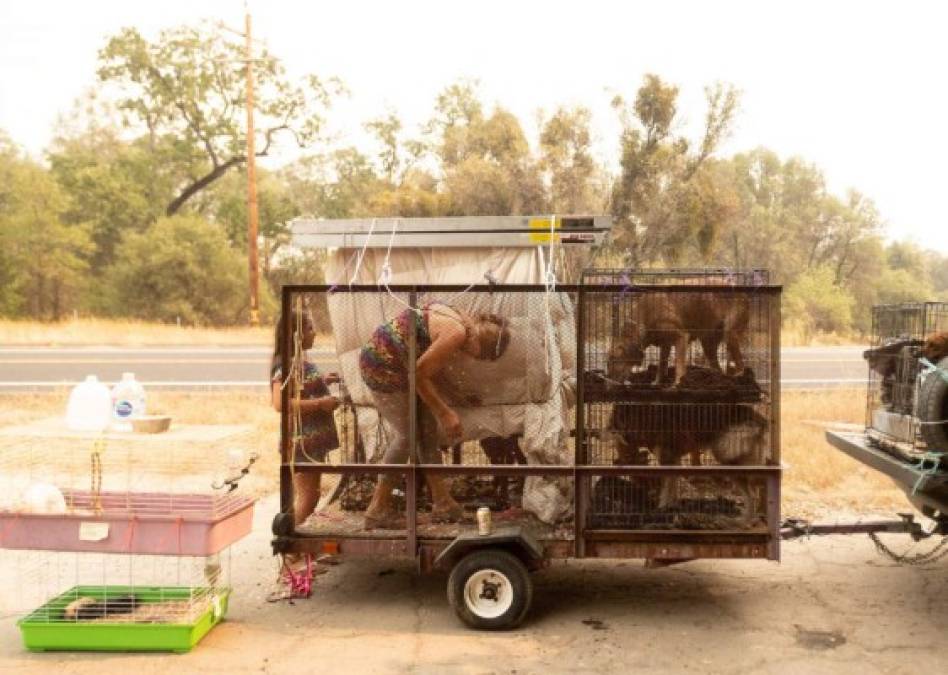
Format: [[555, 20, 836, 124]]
[[271, 511, 294, 536], [918, 356, 948, 452], [447, 549, 533, 630]]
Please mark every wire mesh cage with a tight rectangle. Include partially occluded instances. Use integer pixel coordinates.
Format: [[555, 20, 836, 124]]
[[581, 268, 770, 287], [280, 285, 577, 541], [279, 278, 780, 550], [2, 549, 231, 652], [865, 302, 948, 454], [579, 272, 780, 532], [0, 432, 257, 555]]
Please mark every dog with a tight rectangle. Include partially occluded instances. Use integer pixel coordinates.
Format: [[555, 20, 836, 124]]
[[611, 403, 769, 525], [923, 331, 948, 364], [607, 292, 750, 387]]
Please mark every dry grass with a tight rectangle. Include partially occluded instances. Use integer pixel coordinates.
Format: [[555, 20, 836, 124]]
[[0, 318, 272, 347], [780, 388, 906, 518], [781, 323, 862, 347], [4, 317, 859, 349], [0, 389, 281, 500], [0, 388, 911, 517]]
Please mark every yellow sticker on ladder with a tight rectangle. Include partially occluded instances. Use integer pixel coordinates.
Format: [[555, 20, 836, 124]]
[[528, 217, 560, 244]]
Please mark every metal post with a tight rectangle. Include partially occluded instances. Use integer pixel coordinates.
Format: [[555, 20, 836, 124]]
[[279, 287, 293, 521], [770, 291, 782, 560], [407, 288, 418, 558], [245, 10, 260, 327], [575, 285, 587, 557]]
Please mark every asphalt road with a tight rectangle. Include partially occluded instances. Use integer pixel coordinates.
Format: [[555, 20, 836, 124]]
[[0, 346, 867, 391]]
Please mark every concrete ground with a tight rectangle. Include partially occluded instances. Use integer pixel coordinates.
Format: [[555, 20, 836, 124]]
[[2, 494, 946, 674]]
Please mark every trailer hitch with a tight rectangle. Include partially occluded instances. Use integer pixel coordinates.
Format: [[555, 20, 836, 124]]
[[780, 513, 938, 542]]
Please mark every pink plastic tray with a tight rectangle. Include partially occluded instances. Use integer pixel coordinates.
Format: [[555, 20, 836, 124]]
[[0, 490, 254, 555]]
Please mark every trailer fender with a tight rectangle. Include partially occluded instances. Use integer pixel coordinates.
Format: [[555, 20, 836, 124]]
[[434, 526, 545, 571]]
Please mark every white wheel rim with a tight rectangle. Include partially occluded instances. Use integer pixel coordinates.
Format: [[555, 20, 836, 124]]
[[463, 568, 514, 619]]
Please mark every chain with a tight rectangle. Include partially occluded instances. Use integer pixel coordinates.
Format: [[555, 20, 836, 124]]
[[90, 437, 105, 514], [868, 532, 948, 566]]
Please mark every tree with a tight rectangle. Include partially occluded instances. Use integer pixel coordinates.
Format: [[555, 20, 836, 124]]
[[784, 266, 856, 337], [538, 106, 605, 213], [609, 75, 740, 266], [48, 126, 170, 268], [0, 134, 92, 319], [105, 215, 253, 325], [96, 22, 340, 216], [927, 251, 948, 298], [281, 148, 387, 218], [364, 111, 404, 184], [424, 81, 545, 215]]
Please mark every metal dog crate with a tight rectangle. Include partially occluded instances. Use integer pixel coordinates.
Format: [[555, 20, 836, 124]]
[[274, 276, 781, 559], [865, 302, 948, 453]]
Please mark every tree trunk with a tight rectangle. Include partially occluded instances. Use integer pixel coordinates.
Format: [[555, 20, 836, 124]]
[[165, 156, 246, 216], [52, 278, 62, 321]]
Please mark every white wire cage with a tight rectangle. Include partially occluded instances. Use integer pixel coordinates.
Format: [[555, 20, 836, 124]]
[[2, 549, 232, 625], [0, 428, 258, 555]]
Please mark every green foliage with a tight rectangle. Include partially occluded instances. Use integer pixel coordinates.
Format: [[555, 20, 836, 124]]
[[0, 135, 93, 319], [281, 148, 387, 218], [200, 169, 296, 247], [539, 106, 605, 213], [48, 126, 170, 268], [784, 266, 856, 336], [97, 22, 339, 215], [609, 75, 741, 265], [6, 33, 948, 333], [104, 215, 250, 325]]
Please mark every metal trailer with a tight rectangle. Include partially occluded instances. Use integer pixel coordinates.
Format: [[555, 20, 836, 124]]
[[272, 279, 784, 629]]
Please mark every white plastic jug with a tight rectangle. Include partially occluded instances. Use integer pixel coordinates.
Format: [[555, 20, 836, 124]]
[[110, 372, 146, 432], [65, 375, 112, 432]]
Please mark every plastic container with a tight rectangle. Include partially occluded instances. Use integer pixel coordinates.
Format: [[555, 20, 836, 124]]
[[0, 492, 255, 555], [130, 415, 171, 434], [110, 372, 146, 432], [65, 376, 112, 432], [18, 586, 230, 653]]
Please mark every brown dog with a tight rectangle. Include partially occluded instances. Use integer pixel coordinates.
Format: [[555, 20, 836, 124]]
[[607, 292, 750, 386], [611, 403, 768, 525], [923, 331, 948, 364]]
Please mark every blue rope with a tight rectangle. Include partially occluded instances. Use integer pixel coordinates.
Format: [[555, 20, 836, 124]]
[[919, 357, 948, 384], [912, 451, 945, 495]]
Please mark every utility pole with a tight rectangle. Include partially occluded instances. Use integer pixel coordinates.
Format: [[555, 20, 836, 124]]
[[244, 9, 260, 327]]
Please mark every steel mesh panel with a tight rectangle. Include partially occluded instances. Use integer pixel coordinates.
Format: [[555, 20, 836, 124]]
[[579, 277, 778, 531], [866, 302, 948, 451]]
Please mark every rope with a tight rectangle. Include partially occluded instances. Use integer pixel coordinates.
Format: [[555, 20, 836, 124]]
[[123, 516, 137, 552], [920, 357, 948, 384], [290, 298, 305, 473], [544, 213, 558, 293], [267, 554, 315, 601], [330, 247, 362, 290], [348, 218, 378, 286], [90, 437, 104, 515], [911, 451, 945, 495], [378, 218, 399, 286]]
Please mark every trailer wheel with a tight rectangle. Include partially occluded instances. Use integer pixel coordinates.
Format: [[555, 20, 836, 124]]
[[447, 549, 532, 630], [918, 356, 948, 451]]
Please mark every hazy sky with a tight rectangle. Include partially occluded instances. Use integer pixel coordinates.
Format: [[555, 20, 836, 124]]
[[2, 0, 946, 252]]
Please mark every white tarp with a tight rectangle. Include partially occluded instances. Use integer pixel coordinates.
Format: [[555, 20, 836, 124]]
[[323, 246, 576, 523]]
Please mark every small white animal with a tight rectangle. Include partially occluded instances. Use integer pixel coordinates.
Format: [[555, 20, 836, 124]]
[[20, 483, 67, 515]]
